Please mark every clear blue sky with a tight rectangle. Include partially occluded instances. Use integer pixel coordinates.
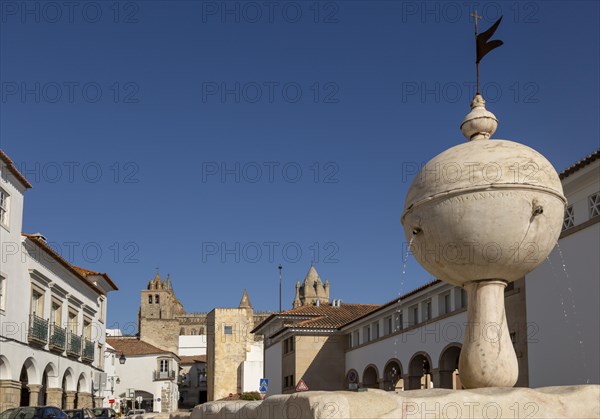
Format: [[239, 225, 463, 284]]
[[1, 0, 599, 329]]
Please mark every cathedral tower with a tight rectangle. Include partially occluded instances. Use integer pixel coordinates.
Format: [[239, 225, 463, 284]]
[[292, 265, 330, 308]]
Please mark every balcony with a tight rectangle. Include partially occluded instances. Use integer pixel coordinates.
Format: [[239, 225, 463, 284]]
[[82, 339, 95, 363], [153, 370, 176, 381], [67, 333, 82, 358], [49, 324, 66, 352], [28, 314, 49, 345]]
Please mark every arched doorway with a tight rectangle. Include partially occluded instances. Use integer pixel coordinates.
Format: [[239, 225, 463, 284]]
[[362, 365, 379, 389], [62, 368, 75, 409], [19, 358, 38, 406], [439, 345, 461, 389], [408, 353, 431, 390], [383, 359, 403, 391], [0, 356, 10, 380], [76, 373, 89, 408]]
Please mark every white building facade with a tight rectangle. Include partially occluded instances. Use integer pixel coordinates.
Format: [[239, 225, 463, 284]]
[[0, 150, 118, 411], [526, 151, 600, 386]]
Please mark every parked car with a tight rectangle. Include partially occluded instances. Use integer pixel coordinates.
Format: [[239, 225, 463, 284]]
[[124, 410, 145, 418], [63, 409, 95, 419], [0, 409, 15, 419], [90, 409, 116, 419], [6, 407, 67, 419]]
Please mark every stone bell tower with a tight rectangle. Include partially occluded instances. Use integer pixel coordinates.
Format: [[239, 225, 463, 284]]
[[139, 273, 184, 353], [292, 265, 330, 308]]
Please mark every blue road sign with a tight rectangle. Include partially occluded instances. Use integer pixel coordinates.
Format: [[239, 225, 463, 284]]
[[259, 378, 269, 393]]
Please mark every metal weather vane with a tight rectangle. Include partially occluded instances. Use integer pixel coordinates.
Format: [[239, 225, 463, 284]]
[[471, 11, 504, 94]]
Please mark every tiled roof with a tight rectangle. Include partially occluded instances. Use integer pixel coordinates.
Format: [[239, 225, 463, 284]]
[[179, 355, 206, 364], [107, 337, 179, 359], [0, 149, 32, 189], [23, 234, 106, 296], [73, 266, 119, 291], [253, 303, 380, 335], [559, 149, 600, 179]]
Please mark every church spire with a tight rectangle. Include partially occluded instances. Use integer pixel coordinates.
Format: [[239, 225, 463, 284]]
[[165, 274, 173, 292], [239, 289, 252, 309]]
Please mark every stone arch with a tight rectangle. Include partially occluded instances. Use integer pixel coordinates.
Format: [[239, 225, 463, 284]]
[[77, 372, 88, 393], [0, 355, 11, 380], [383, 358, 403, 391], [62, 368, 76, 392], [43, 362, 60, 388], [438, 343, 462, 389], [362, 364, 379, 389], [408, 352, 432, 390]]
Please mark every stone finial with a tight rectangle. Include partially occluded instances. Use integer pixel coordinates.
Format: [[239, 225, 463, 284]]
[[239, 289, 252, 309], [460, 94, 498, 141]]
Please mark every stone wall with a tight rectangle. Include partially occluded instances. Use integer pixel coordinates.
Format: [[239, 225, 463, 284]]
[[140, 317, 181, 354]]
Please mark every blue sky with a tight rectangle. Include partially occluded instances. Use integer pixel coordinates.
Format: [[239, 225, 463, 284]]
[[1, 0, 598, 328]]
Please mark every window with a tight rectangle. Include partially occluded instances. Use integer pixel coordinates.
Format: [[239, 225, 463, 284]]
[[159, 359, 170, 372], [83, 317, 92, 340], [589, 192, 600, 218], [410, 305, 419, 326], [372, 322, 379, 340], [30, 288, 44, 316], [440, 292, 451, 315], [352, 330, 359, 347], [148, 295, 153, 304], [423, 300, 432, 321], [224, 325, 233, 335], [155, 295, 159, 304], [384, 316, 392, 335], [99, 298, 106, 323], [68, 310, 78, 334], [0, 275, 6, 311], [394, 311, 403, 331], [362, 326, 370, 343], [283, 337, 294, 354], [50, 300, 62, 326], [283, 374, 295, 389], [460, 288, 467, 308], [0, 188, 9, 227], [563, 205, 575, 230]]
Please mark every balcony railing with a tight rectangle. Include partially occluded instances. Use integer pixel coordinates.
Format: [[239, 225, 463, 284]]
[[67, 333, 82, 358], [153, 370, 176, 381], [28, 314, 49, 345], [49, 323, 66, 352], [82, 339, 95, 363]]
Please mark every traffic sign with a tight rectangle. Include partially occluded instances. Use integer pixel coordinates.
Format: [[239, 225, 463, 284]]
[[259, 378, 269, 393], [295, 379, 309, 392]]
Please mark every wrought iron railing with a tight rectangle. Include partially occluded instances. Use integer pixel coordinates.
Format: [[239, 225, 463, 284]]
[[49, 323, 66, 351], [82, 338, 95, 362], [67, 333, 82, 357], [153, 370, 176, 381], [28, 314, 49, 345]]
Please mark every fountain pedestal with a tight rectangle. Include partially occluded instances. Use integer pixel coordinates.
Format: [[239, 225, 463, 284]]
[[459, 280, 518, 388]]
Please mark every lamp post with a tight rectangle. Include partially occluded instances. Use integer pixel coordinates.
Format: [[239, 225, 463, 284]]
[[119, 353, 126, 364]]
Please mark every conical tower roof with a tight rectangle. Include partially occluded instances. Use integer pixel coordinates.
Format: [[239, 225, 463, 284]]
[[239, 289, 252, 309], [303, 265, 322, 285]]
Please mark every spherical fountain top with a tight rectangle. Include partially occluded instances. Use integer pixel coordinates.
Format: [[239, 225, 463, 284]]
[[460, 94, 498, 140], [401, 95, 566, 286]]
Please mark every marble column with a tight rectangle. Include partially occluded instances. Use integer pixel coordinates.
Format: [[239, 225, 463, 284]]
[[46, 388, 63, 408], [65, 391, 77, 410], [27, 384, 42, 406], [0, 380, 21, 411]]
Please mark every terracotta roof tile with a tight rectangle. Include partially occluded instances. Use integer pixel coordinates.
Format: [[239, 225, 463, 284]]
[[0, 149, 32, 189], [179, 355, 206, 364], [73, 266, 119, 291], [559, 149, 600, 179], [23, 234, 107, 296], [106, 337, 179, 358]]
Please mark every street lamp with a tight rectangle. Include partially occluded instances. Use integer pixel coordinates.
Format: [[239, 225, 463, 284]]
[[119, 353, 127, 364]]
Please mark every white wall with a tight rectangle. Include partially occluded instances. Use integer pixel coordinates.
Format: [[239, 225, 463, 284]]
[[526, 223, 600, 386], [179, 335, 207, 356], [264, 342, 282, 396], [241, 342, 264, 392]]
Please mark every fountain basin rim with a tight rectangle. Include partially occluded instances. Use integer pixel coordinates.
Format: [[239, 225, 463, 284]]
[[401, 182, 567, 225]]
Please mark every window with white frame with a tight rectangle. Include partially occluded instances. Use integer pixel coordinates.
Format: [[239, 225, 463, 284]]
[[384, 316, 392, 335], [440, 292, 451, 315], [563, 205, 575, 230], [0, 188, 9, 228], [372, 322, 379, 340], [423, 300, 432, 321], [589, 192, 600, 218], [0, 275, 6, 311], [30, 288, 44, 317], [362, 325, 370, 343], [352, 330, 359, 346], [394, 311, 403, 331], [50, 299, 62, 326], [410, 305, 419, 326], [159, 358, 170, 374]]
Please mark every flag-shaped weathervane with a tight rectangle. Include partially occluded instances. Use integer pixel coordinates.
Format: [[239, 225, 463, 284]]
[[471, 12, 504, 94]]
